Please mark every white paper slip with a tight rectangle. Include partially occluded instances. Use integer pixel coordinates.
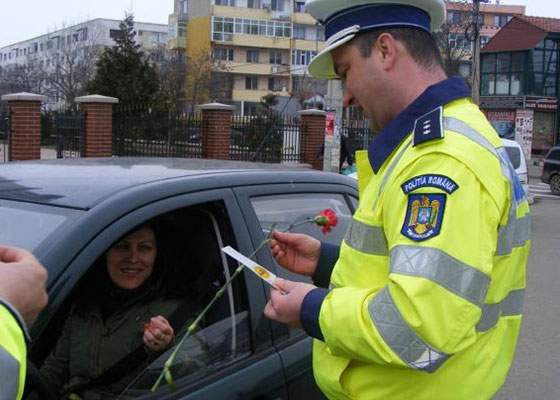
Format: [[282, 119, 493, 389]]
[[221, 246, 280, 290]]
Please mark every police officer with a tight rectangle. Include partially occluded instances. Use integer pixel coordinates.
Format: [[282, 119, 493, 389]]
[[264, 0, 530, 399], [0, 246, 48, 399]]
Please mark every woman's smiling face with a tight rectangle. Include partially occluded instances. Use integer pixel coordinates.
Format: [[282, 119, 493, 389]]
[[106, 227, 157, 290]]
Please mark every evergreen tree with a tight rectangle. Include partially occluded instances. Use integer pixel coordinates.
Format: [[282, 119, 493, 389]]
[[87, 14, 159, 105]]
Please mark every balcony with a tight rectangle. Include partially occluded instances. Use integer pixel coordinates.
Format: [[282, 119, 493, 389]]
[[292, 39, 326, 52], [221, 62, 290, 76], [233, 88, 290, 102], [213, 34, 292, 49], [213, 5, 270, 19], [292, 12, 317, 25]]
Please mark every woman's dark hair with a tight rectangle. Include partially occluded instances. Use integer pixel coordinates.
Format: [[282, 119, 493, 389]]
[[83, 220, 200, 305], [354, 27, 444, 71]]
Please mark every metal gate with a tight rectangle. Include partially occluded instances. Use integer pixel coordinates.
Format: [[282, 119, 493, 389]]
[[0, 111, 9, 163], [41, 111, 84, 159]]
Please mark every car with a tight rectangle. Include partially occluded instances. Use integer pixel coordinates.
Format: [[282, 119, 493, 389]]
[[542, 145, 560, 195], [501, 138, 529, 196], [0, 157, 357, 400]]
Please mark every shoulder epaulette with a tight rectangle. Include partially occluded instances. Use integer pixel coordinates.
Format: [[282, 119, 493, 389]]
[[413, 106, 444, 147]]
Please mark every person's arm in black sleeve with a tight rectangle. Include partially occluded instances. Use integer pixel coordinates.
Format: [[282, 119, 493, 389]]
[[312, 242, 339, 288]]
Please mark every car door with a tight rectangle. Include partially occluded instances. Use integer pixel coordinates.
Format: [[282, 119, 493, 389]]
[[234, 182, 358, 400], [30, 188, 289, 400]]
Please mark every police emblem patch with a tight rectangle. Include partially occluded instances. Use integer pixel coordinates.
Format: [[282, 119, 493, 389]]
[[402, 193, 446, 241]]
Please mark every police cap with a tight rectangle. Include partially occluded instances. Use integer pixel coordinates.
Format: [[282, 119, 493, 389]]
[[306, 0, 446, 79]]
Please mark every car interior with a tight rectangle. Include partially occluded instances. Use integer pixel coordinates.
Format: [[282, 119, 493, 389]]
[[25, 201, 252, 399]]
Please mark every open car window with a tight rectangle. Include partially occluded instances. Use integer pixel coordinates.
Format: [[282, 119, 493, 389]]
[[119, 311, 251, 397]]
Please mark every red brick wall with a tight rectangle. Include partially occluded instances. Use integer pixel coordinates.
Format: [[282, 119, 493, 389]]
[[300, 113, 326, 170], [80, 103, 113, 157], [202, 109, 232, 160], [8, 101, 42, 161]]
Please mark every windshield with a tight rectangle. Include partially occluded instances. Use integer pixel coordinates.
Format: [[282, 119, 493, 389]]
[[0, 200, 81, 251], [504, 146, 521, 169]]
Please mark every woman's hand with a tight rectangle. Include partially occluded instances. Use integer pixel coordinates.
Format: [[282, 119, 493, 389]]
[[143, 315, 174, 352]]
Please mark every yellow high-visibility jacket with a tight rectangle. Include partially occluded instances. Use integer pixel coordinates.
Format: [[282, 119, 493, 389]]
[[0, 300, 29, 400], [301, 77, 530, 400]]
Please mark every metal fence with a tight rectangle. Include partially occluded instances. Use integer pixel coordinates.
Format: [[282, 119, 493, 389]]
[[113, 106, 203, 158], [41, 111, 84, 159], [341, 118, 373, 153], [0, 111, 9, 162], [231, 113, 302, 163]]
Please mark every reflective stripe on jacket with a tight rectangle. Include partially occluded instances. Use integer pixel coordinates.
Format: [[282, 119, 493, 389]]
[[313, 98, 530, 400], [0, 302, 27, 400]]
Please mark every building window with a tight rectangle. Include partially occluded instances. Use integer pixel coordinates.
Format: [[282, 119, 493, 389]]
[[247, 49, 260, 63], [494, 15, 512, 27], [110, 29, 124, 40], [294, 1, 305, 12], [268, 77, 283, 91], [246, 76, 258, 90], [214, 16, 291, 39], [271, 0, 284, 11], [215, 0, 235, 5], [213, 17, 234, 41], [78, 28, 87, 42], [447, 11, 463, 25], [213, 47, 234, 61], [292, 49, 317, 65], [269, 50, 282, 65], [293, 25, 306, 40], [449, 34, 471, 50], [247, 0, 261, 8], [481, 51, 526, 96], [179, 0, 188, 15], [528, 39, 559, 97]]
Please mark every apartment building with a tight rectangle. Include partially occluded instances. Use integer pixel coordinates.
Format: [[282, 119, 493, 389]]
[[168, 0, 327, 115], [0, 19, 168, 107], [445, 1, 526, 77]]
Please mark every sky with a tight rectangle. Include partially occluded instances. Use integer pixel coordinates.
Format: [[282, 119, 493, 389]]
[[0, 0, 172, 47], [1, 0, 560, 48]]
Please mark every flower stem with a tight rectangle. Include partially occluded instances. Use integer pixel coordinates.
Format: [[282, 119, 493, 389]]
[[151, 236, 272, 392]]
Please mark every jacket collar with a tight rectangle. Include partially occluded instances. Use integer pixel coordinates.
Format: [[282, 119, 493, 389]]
[[368, 76, 471, 173]]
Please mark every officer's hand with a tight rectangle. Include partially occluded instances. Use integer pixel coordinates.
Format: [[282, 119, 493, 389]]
[[264, 278, 316, 327], [143, 315, 174, 352], [269, 231, 320, 276], [0, 246, 48, 326]]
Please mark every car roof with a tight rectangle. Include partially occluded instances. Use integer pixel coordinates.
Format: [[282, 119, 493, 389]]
[[0, 157, 350, 209]]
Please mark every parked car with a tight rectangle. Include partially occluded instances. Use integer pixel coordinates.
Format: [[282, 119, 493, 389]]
[[0, 158, 357, 399], [501, 138, 529, 196], [542, 145, 560, 195]]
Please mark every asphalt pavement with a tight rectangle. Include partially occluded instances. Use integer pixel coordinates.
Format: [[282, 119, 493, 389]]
[[494, 194, 560, 400]]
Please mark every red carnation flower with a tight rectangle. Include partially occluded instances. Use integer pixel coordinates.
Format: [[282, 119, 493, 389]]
[[313, 208, 338, 234]]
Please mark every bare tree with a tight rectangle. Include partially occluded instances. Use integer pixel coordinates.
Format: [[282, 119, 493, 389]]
[[435, 1, 475, 77], [41, 22, 104, 109], [0, 63, 43, 96], [185, 51, 231, 112]]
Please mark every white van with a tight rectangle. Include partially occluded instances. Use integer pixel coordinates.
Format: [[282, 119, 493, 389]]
[[347, 138, 529, 197], [501, 138, 529, 196]]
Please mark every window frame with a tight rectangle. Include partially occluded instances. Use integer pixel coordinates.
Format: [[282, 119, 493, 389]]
[[30, 187, 285, 398]]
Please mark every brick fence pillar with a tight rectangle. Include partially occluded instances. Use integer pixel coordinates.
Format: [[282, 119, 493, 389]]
[[298, 109, 326, 170], [1, 92, 46, 161], [199, 103, 234, 160], [75, 95, 119, 157]]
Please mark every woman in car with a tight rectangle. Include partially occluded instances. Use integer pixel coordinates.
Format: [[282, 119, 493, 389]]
[[37, 222, 199, 399]]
